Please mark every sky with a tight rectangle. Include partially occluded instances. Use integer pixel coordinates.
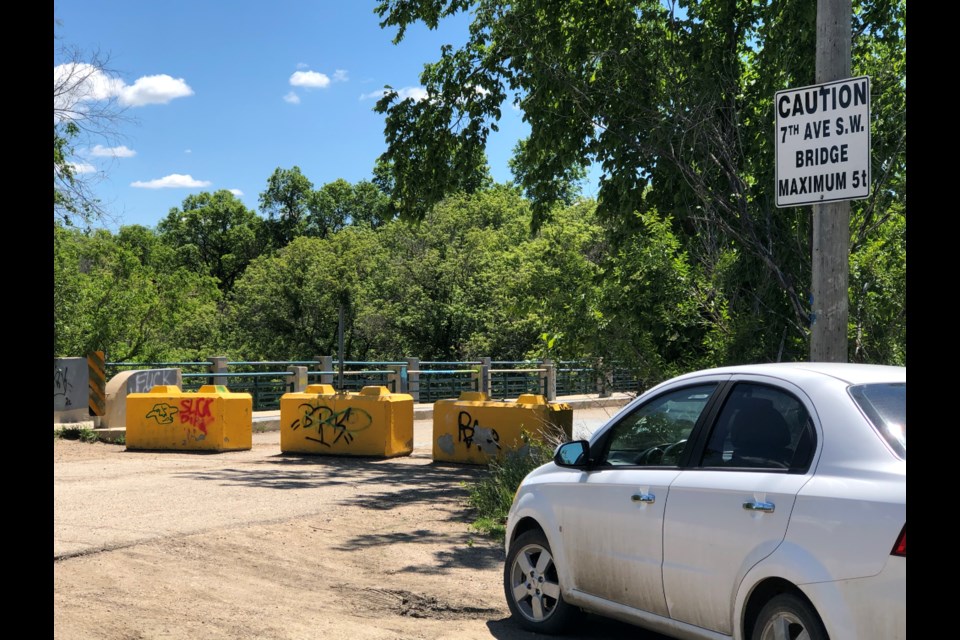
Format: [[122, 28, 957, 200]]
[[54, 1, 575, 231]]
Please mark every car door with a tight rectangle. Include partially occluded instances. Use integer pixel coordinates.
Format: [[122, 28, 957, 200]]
[[660, 377, 818, 635], [558, 380, 722, 616]]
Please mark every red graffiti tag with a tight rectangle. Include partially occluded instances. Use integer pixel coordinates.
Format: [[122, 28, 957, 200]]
[[179, 398, 214, 434]]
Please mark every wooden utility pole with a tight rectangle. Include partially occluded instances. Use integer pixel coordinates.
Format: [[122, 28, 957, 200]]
[[811, 0, 852, 362]]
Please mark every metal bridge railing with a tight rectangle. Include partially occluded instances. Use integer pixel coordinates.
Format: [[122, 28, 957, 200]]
[[182, 371, 293, 411], [102, 357, 644, 410]]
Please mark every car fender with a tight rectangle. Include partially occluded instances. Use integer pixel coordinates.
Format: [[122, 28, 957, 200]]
[[506, 485, 573, 590], [734, 540, 854, 640]]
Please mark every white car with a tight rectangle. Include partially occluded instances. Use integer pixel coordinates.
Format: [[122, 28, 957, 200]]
[[504, 362, 905, 640]]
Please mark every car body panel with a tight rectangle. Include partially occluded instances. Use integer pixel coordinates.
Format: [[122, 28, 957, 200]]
[[662, 471, 810, 634], [504, 363, 906, 640], [560, 468, 680, 615]]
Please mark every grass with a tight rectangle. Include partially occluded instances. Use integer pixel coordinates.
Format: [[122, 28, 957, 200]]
[[54, 425, 100, 443], [465, 426, 566, 542], [53, 426, 126, 445]]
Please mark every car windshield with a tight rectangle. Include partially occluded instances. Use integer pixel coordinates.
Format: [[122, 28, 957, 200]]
[[849, 382, 905, 459]]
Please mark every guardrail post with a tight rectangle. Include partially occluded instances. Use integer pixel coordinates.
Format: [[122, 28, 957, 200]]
[[287, 366, 308, 393], [387, 365, 402, 394], [405, 357, 420, 403], [595, 357, 613, 398], [311, 356, 324, 385], [209, 356, 228, 386], [479, 357, 492, 395], [319, 355, 334, 386], [542, 358, 557, 401]]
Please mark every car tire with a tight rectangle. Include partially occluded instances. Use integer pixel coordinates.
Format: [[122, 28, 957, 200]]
[[751, 593, 828, 640], [504, 529, 580, 634]]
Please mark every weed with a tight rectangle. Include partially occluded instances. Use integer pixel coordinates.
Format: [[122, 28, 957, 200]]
[[55, 426, 100, 443], [465, 426, 566, 542]]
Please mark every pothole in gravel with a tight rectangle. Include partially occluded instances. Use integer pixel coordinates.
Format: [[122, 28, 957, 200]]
[[357, 587, 501, 620]]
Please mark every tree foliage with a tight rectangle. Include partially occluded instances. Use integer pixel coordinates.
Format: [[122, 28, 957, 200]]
[[157, 190, 267, 292], [54, 23, 130, 226], [258, 166, 315, 247], [54, 224, 222, 361], [373, 0, 906, 363]]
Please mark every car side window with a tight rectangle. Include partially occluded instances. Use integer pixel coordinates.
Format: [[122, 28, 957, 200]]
[[698, 383, 814, 471], [602, 384, 718, 467]]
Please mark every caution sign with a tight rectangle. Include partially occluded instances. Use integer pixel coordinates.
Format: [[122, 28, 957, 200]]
[[775, 76, 870, 207], [88, 350, 106, 416]]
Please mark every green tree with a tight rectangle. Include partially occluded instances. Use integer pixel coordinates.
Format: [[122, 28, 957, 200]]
[[309, 178, 393, 234], [375, 184, 534, 359], [374, 0, 906, 364], [53, 224, 222, 361], [157, 190, 266, 292], [259, 166, 314, 247], [227, 229, 390, 359]]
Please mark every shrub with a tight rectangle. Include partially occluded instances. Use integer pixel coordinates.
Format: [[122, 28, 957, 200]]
[[55, 426, 99, 443], [466, 426, 567, 541]]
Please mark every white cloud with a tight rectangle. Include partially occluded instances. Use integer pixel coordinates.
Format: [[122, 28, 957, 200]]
[[120, 74, 193, 106], [130, 174, 211, 189], [228, 188, 244, 196], [473, 85, 490, 97], [395, 87, 429, 102], [283, 91, 301, 104], [69, 162, 96, 174], [333, 69, 349, 83], [54, 63, 124, 105], [54, 63, 193, 109], [90, 144, 137, 158], [296, 62, 310, 69], [290, 70, 330, 89], [360, 86, 428, 102]]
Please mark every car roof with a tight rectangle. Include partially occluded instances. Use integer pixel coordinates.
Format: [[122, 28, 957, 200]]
[[668, 362, 905, 386]]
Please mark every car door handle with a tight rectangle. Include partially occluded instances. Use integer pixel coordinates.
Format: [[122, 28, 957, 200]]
[[631, 493, 655, 504], [743, 501, 775, 513]]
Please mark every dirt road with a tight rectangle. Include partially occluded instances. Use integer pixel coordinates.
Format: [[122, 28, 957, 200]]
[[54, 408, 668, 640]]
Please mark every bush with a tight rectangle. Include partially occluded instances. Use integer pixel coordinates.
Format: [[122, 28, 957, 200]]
[[55, 426, 99, 443], [466, 427, 566, 541]]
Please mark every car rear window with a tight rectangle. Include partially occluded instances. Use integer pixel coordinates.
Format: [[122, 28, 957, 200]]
[[849, 382, 905, 459]]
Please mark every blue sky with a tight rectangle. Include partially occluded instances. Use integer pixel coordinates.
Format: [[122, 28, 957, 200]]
[[55, 1, 569, 230]]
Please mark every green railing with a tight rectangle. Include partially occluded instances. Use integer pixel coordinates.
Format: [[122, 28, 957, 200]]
[[103, 358, 644, 410], [489, 361, 544, 400], [418, 369, 479, 403], [306, 369, 397, 393], [556, 363, 596, 395], [182, 371, 293, 410]]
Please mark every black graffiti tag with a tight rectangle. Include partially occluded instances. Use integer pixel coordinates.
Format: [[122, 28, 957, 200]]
[[457, 411, 501, 453], [54, 367, 73, 406], [146, 402, 179, 425], [292, 404, 373, 447]]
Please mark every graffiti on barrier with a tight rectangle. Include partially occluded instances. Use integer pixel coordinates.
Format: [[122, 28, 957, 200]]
[[146, 402, 179, 425], [54, 357, 88, 412], [127, 368, 180, 394], [180, 397, 215, 434], [54, 366, 73, 406], [458, 411, 502, 455], [291, 404, 373, 447]]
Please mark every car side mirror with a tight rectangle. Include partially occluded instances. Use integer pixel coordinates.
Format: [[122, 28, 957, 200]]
[[555, 440, 590, 468]]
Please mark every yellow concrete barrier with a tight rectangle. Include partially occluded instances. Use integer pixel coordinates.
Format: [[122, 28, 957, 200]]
[[126, 385, 252, 451], [433, 392, 573, 464], [280, 385, 414, 457]]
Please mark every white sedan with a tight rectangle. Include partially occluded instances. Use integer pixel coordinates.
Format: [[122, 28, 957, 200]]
[[504, 362, 905, 640]]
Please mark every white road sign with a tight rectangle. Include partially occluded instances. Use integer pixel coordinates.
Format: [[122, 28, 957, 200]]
[[775, 76, 870, 207]]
